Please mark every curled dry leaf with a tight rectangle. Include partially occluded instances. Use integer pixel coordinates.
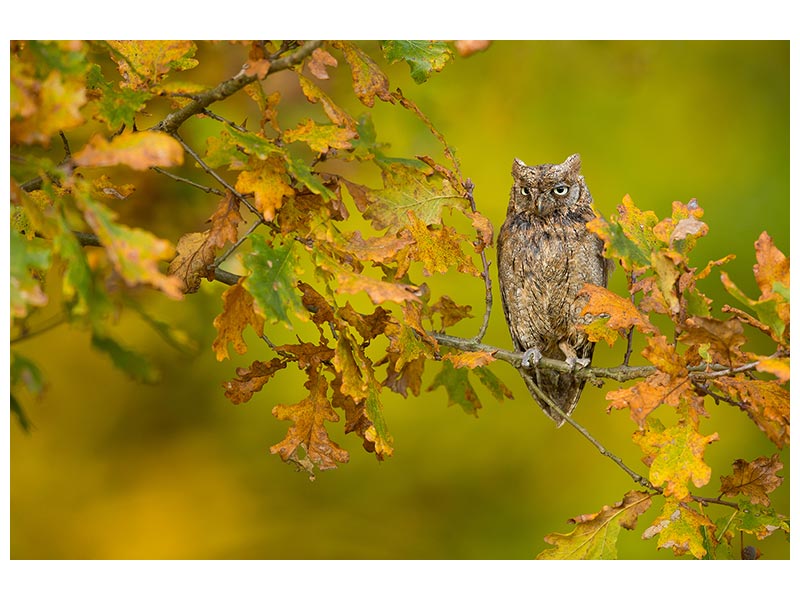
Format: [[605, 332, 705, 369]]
[[168, 230, 216, 293], [719, 454, 783, 506]]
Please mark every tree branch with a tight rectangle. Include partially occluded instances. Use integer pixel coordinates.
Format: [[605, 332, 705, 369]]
[[153, 41, 322, 134]]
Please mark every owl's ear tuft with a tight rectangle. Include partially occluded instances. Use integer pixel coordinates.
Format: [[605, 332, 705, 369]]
[[512, 158, 527, 176], [563, 153, 582, 173]]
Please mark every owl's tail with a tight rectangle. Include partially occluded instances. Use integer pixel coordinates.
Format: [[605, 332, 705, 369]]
[[519, 342, 594, 426]]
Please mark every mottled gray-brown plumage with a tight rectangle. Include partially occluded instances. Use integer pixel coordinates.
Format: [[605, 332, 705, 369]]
[[497, 154, 608, 425]]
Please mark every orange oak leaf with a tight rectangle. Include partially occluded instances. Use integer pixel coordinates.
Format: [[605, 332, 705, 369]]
[[720, 454, 783, 506], [223, 358, 287, 405], [753, 231, 789, 298], [270, 368, 349, 477], [580, 283, 657, 344], [444, 351, 496, 369], [168, 230, 216, 293], [307, 47, 338, 80], [244, 42, 270, 79], [382, 321, 430, 398], [714, 377, 790, 448], [211, 279, 265, 361], [234, 156, 294, 221], [206, 191, 243, 249], [74, 131, 184, 171], [606, 372, 693, 427], [538, 490, 653, 560], [641, 334, 687, 377]]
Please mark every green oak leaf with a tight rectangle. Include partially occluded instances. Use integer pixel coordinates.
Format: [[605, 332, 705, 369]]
[[243, 235, 305, 327], [382, 40, 454, 84]]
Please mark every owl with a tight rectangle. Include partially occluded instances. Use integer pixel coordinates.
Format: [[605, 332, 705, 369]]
[[496, 154, 608, 425]]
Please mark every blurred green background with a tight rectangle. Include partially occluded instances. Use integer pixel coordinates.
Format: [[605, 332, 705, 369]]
[[10, 40, 789, 559]]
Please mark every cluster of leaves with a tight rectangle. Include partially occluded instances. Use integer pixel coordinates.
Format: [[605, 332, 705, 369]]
[[537, 198, 790, 559], [10, 40, 788, 559]]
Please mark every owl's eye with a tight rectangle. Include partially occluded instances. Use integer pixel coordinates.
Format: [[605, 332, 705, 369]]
[[553, 184, 570, 197], [520, 186, 530, 196]]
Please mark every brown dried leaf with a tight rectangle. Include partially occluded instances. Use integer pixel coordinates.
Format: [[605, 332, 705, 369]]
[[244, 42, 271, 79], [274, 341, 335, 371], [270, 368, 349, 477], [430, 295, 473, 329], [679, 316, 747, 364], [344, 230, 414, 264], [720, 454, 783, 506], [168, 230, 215, 293], [207, 191, 243, 249], [332, 41, 393, 108], [338, 303, 393, 342], [212, 280, 265, 361], [298, 281, 336, 327], [223, 358, 287, 405]]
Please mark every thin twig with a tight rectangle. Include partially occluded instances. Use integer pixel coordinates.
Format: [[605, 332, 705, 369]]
[[463, 178, 493, 345], [201, 108, 248, 132], [151, 166, 225, 196], [525, 377, 659, 491], [624, 273, 637, 366], [11, 311, 69, 344]]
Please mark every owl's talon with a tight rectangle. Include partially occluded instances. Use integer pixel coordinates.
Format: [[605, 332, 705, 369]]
[[521, 347, 543, 368], [565, 356, 591, 370]]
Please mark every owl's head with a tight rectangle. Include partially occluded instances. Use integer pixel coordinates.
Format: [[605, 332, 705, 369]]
[[509, 154, 586, 217]]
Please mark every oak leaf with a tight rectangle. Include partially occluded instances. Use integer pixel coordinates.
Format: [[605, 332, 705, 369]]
[[168, 231, 216, 293], [332, 41, 392, 107], [206, 191, 243, 249], [430, 295, 473, 329], [212, 280, 265, 361], [335, 269, 422, 306], [586, 195, 660, 271], [344, 230, 414, 264], [284, 119, 356, 153], [606, 372, 693, 427], [10, 229, 50, 317], [235, 156, 295, 221], [297, 74, 357, 130], [338, 303, 393, 342], [107, 40, 198, 88], [243, 235, 305, 327], [679, 316, 747, 365], [633, 418, 719, 500], [719, 454, 783, 506], [733, 499, 790, 541], [73, 180, 182, 298], [223, 358, 287, 405], [714, 377, 789, 448], [270, 368, 349, 478], [580, 283, 657, 345], [538, 490, 653, 560], [74, 131, 184, 171], [428, 358, 481, 416], [407, 212, 479, 277], [454, 40, 491, 57], [381, 40, 454, 84], [444, 351, 496, 369], [642, 499, 715, 558], [307, 47, 338, 80], [11, 69, 87, 145]]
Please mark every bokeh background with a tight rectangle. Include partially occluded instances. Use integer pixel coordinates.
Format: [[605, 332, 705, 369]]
[[10, 40, 789, 559]]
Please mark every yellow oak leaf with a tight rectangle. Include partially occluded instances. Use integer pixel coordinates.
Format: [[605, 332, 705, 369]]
[[167, 231, 216, 293], [234, 156, 294, 221], [642, 498, 715, 559]]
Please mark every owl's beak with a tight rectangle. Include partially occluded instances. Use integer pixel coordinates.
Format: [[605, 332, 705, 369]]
[[536, 197, 543, 214]]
